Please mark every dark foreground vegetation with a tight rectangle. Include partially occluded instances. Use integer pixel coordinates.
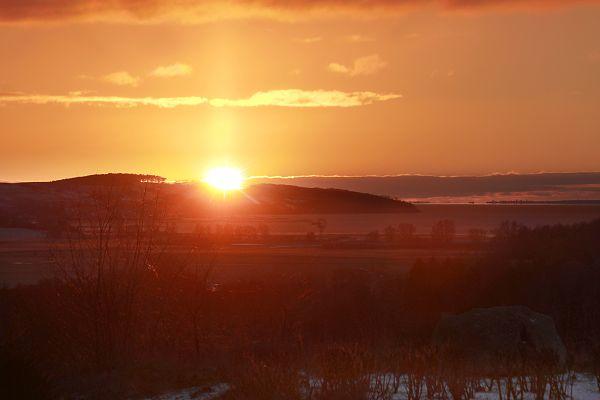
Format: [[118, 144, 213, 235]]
[[1, 187, 600, 399]]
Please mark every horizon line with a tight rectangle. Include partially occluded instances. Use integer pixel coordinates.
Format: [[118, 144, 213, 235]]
[[248, 171, 600, 180], [3, 170, 600, 184]]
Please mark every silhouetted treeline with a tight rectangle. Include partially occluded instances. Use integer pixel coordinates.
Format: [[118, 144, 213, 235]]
[[51, 173, 166, 186], [478, 220, 600, 350]]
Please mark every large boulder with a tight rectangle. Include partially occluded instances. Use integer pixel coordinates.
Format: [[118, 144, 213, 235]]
[[433, 306, 567, 373]]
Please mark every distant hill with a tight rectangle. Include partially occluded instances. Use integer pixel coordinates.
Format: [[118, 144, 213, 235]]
[[0, 173, 416, 229], [245, 184, 415, 214]]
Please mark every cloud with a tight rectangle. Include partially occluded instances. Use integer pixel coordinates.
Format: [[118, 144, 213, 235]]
[[210, 89, 401, 107], [328, 54, 387, 77], [429, 69, 456, 79], [102, 71, 141, 87], [86, 64, 192, 87], [589, 50, 600, 62], [344, 34, 374, 43], [404, 33, 421, 39], [1, 0, 598, 23], [0, 92, 208, 108], [248, 172, 600, 201], [0, 89, 401, 108], [149, 63, 193, 78], [294, 36, 323, 44], [328, 63, 350, 74]]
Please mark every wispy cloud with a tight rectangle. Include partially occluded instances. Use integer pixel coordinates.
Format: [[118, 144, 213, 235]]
[[102, 71, 141, 87], [328, 54, 387, 77], [404, 33, 421, 39], [87, 63, 192, 87], [0, 89, 401, 108], [294, 36, 323, 44], [2, 0, 598, 23], [589, 50, 600, 62], [0, 93, 208, 108], [148, 63, 193, 78], [328, 63, 351, 74], [210, 89, 400, 107], [344, 34, 374, 43], [430, 69, 456, 79]]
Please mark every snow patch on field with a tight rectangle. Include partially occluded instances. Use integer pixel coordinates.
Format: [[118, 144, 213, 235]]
[[145, 374, 598, 400], [143, 383, 229, 400], [567, 374, 598, 400], [389, 373, 599, 400]]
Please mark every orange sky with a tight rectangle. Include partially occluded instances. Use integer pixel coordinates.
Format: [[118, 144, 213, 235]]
[[1, 0, 600, 182]]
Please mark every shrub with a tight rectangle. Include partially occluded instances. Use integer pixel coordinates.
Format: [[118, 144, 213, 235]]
[[0, 347, 56, 400]]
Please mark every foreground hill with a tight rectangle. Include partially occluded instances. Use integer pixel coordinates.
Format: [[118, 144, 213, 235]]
[[0, 173, 416, 229]]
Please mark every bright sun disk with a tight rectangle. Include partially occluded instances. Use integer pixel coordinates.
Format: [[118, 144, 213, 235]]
[[203, 167, 245, 191]]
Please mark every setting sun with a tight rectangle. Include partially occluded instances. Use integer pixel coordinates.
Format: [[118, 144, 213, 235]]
[[203, 167, 245, 191]]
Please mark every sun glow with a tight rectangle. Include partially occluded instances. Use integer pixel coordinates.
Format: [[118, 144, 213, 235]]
[[203, 167, 245, 191]]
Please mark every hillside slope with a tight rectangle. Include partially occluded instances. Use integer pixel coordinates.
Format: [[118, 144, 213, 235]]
[[0, 174, 417, 229]]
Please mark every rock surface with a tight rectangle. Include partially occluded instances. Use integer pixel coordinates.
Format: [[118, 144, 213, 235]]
[[433, 306, 567, 372]]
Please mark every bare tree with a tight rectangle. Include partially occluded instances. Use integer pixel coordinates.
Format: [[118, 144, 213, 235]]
[[397, 223, 416, 241], [50, 183, 167, 370], [431, 219, 456, 245], [468, 228, 487, 245], [384, 225, 397, 243], [313, 218, 327, 237]]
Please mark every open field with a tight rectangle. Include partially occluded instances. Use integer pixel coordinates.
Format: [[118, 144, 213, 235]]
[[2, 204, 599, 287], [0, 240, 471, 287]]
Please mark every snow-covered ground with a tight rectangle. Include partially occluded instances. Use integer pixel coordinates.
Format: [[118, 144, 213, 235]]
[[146, 374, 598, 400], [386, 373, 598, 400], [449, 374, 598, 400], [143, 383, 229, 400], [569, 374, 600, 400]]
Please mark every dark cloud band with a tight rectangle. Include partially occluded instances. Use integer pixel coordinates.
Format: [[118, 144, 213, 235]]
[[1, 0, 598, 23]]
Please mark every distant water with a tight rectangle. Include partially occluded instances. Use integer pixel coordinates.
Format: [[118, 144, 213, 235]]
[[185, 204, 600, 235]]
